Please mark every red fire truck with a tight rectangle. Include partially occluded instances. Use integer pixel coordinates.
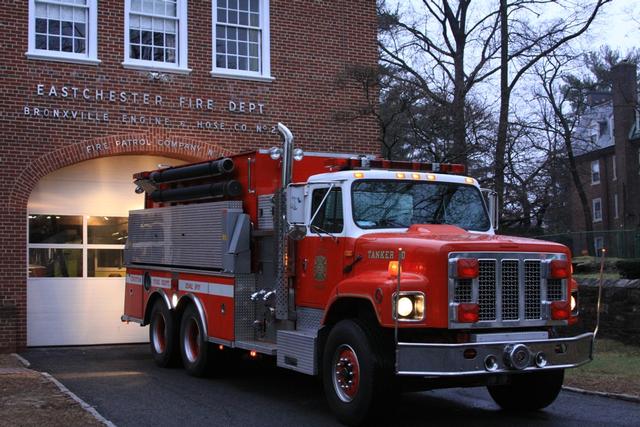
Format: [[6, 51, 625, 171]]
[[122, 123, 593, 425]]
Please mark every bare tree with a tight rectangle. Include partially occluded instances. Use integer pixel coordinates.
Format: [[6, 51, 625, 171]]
[[494, 0, 611, 217]]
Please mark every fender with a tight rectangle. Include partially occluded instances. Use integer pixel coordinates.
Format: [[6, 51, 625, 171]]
[[177, 293, 209, 338], [143, 290, 172, 325], [323, 271, 429, 327]]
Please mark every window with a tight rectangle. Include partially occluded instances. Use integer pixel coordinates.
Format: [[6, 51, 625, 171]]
[[28, 214, 127, 278], [612, 155, 617, 181], [614, 193, 619, 219], [212, 0, 272, 81], [27, 0, 99, 64], [592, 198, 602, 223], [598, 121, 608, 137], [591, 160, 600, 184], [310, 188, 343, 234], [124, 0, 190, 72]]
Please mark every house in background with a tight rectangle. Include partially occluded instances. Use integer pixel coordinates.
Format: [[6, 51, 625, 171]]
[[569, 62, 640, 256]]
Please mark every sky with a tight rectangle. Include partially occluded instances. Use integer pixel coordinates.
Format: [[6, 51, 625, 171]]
[[584, 0, 640, 53]]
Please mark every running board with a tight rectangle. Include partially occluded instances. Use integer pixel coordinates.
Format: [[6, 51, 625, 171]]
[[234, 340, 277, 355]]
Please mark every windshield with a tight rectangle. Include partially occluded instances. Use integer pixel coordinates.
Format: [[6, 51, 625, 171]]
[[352, 179, 490, 231]]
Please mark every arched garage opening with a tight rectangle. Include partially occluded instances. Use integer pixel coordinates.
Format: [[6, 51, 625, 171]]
[[27, 155, 186, 346]]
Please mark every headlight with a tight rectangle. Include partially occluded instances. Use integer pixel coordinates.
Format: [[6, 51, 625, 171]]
[[393, 292, 425, 321], [570, 290, 579, 315]]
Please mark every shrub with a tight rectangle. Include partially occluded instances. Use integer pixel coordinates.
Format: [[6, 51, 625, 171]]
[[615, 259, 640, 279]]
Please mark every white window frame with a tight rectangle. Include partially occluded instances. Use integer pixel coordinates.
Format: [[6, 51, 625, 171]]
[[123, 0, 191, 74], [27, 213, 126, 279], [592, 198, 603, 223], [211, 0, 273, 82], [590, 160, 600, 185], [614, 193, 619, 219], [26, 0, 100, 65], [612, 155, 617, 181]]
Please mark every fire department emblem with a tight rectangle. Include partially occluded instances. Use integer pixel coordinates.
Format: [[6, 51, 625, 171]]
[[314, 256, 327, 281]]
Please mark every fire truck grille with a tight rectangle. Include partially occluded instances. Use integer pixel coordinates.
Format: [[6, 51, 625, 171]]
[[451, 253, 566, 326], [454, 279, 473, 303], [524, 260, 542, 319], [547, 279, 563, 301], [478, 260, 496, 320], [501, 260, 520, 320]]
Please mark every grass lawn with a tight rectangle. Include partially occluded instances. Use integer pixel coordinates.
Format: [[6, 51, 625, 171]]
[[565, 338, 640, 397]]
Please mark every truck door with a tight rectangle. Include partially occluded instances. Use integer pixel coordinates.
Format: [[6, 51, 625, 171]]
[[295, 185, 345, 308]]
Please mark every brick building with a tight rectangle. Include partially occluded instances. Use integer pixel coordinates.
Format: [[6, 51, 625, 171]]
[[0, 0, 379, 352], [569, 62, 640, 256]]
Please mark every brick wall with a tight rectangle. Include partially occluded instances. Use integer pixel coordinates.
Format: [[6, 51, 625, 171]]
[[0, 0, 380, 351]]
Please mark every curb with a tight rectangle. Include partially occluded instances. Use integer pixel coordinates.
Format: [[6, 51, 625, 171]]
[[563, 386, 640, 403], [11, 353, 31, 368], [15, 354, 117, 427]]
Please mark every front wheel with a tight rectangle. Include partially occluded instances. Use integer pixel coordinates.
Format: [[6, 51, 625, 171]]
[[322, 320, 389, 426], [488, 369, 564, 411], [180, 304, 209, 377]]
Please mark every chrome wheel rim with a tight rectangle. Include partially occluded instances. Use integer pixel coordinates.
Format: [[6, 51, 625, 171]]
[[332, 344, 360, 403], [184, 317, 201, 363]]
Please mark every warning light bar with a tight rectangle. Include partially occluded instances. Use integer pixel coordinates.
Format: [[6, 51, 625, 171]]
[[333, 157, 466, 175]]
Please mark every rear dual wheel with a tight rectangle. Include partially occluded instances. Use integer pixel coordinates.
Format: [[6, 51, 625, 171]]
[[180, 304, 209, 377], [149, 299, 178, 367]]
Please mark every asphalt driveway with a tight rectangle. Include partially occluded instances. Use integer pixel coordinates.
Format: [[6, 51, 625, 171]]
[[23, 344, 640, 427]]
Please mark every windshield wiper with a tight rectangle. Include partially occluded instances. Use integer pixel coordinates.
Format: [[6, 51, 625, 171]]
[[310, 224, 338, 242]]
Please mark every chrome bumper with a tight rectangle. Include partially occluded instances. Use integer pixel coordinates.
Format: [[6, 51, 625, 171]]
[[396, 332, 594, 376]]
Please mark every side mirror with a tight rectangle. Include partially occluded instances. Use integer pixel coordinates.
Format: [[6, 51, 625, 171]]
[[286, 184, 307, 239], [481, 188, 499, 231]]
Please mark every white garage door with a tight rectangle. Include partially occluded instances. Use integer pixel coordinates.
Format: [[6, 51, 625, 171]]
[[27, 155, 185, 346]]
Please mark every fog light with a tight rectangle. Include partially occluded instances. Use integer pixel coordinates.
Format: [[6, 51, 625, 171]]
[[535, 352, 548, 368], [485, 355, 499, 372]]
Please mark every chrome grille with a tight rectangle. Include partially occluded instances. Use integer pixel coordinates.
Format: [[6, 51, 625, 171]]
[[547, 279, 563, 301], [478, 260, 496, 320], [524, 261, 542, 319], [454, 279, 473, 303], [450, 253, 567, 327]]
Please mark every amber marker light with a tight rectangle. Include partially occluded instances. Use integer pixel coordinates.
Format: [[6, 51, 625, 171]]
[[426, 174, 437, 181], [388, 261, 400, 277], [250, 350, 257, 358], [465, 177, 475, 184], [396, 172, 406, 179], [412, 173, 421, 180], [353, 172, 365, 179]]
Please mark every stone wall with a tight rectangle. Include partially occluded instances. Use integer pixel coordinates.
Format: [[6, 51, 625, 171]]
[[575, 278, 640, 343]]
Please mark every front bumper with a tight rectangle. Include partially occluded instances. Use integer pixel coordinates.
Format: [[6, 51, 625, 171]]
[[396, 332, 593, 376]]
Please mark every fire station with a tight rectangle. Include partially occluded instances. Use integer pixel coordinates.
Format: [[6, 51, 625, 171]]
[[0, 0, 378, 351]]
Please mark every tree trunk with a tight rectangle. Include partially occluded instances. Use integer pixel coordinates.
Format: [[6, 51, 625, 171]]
[[495, 0, 509, 224], [564, 134, 594, 254]]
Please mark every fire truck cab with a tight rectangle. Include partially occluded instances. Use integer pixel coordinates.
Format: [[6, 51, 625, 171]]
[[123, 124, 593, 426]]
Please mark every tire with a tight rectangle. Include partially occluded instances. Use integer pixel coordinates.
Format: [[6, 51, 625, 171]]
[[179, 304, 209, 377], [488, 369, 565, 411], [322, 319, 390, 426], [149, 298, 178, 368]]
